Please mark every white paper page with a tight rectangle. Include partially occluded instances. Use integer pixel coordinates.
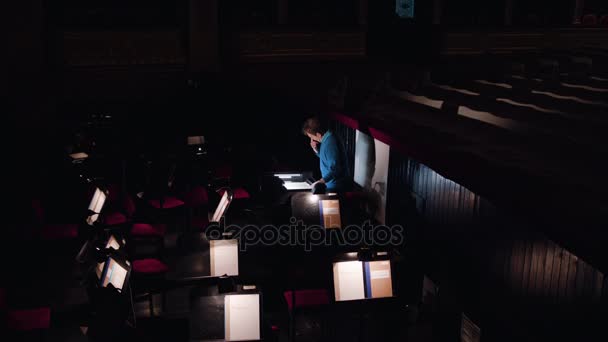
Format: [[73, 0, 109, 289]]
[[210, 239, 239, 276], [88, 188, 101, 211], [333, 261, 365, 301], [283, 181, 312, 190], [87, 188, 106, 225], [225, 294, 260, 341], [274, 173, 302, 179]]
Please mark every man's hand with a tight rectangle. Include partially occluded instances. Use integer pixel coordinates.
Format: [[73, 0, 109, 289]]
[[312, 178, 326, 187], [310, 140, 320, 153]]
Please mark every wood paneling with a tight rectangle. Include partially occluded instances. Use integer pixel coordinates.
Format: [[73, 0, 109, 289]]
[[62, 31, 185, 67], [236, 30, 366, 62]]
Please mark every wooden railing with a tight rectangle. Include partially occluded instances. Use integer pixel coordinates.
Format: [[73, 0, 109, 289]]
[[441, 28, 608, 55]]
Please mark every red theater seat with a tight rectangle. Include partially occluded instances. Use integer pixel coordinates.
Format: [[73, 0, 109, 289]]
[[183, 186, 209, 208], [32, 199, 79, 240], [148, 196, 184, 209], [7, 307, 51, 331], [283, 289, 330, 311], [103, 194, 136, 226], [600, 15, 608, 26], [103, 211, 127, 226], [131, 223, 167, 237], [219, 188, 250, 200], [214, 164, 233, 180], [582, 14, 598, 26], [133, 259, 169, 274], [40, 223, 79, 240], [190, 216, 210, 231]]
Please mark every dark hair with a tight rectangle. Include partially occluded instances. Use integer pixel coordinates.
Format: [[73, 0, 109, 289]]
[[302, 117, 328, 136]]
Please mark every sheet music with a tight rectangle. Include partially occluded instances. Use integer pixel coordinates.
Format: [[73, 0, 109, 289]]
[[320, 199, 341, 228], [366, 261, 393, 298], [87, 188, 106, 225], [102, 259, 127, 291], [210, 239, 239, 277], [283, 181, 312, 190], [333, 261, 365, 301], [212, 191, 230, 222], [225, 294, 260, 341]]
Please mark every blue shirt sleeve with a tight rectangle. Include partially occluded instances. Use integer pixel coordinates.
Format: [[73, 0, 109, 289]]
[[321, 136, 342, 183]]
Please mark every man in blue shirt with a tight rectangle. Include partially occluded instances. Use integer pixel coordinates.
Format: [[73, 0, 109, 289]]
[[302, 117, 352, 192]]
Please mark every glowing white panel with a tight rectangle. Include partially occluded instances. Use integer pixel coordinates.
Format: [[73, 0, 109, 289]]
[[354, 131, 390, 224]]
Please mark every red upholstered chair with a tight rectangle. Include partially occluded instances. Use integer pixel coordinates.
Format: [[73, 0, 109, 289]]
[[283, 289, 330, 311], [582, 14, 598, 26], [283, 289, 331, 342], [6, 308, 51, 331], [183, 186, 209, 208], [131, 223, 167, 238], [213, 164, 233, 180], [1, 288, 51, 336], [133, 259, 169, 275], [600, 15, 608, 26], [32, 199, 79, 240], [147, 196, 185, 210], [183, 186, 210, 232], [132, 258, 170, 317], [102, 194, 136, 227]]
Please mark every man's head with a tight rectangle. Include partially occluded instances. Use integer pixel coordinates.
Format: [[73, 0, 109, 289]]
[[302, 117, 327, 143]]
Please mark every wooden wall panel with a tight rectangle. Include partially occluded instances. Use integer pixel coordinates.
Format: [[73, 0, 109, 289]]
[[331, 115, 606, 319]]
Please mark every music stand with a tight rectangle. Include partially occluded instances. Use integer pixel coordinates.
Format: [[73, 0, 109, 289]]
[[189, 288, 263, 342], [332, 250, 394, 302], [99, 254, 132, 294]]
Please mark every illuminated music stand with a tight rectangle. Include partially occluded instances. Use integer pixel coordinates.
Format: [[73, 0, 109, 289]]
[[331, 250, 394, 302], [189, 288, 263, 341]]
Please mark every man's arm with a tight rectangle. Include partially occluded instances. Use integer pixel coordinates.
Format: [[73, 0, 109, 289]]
[[321, 136, 342, 183]]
